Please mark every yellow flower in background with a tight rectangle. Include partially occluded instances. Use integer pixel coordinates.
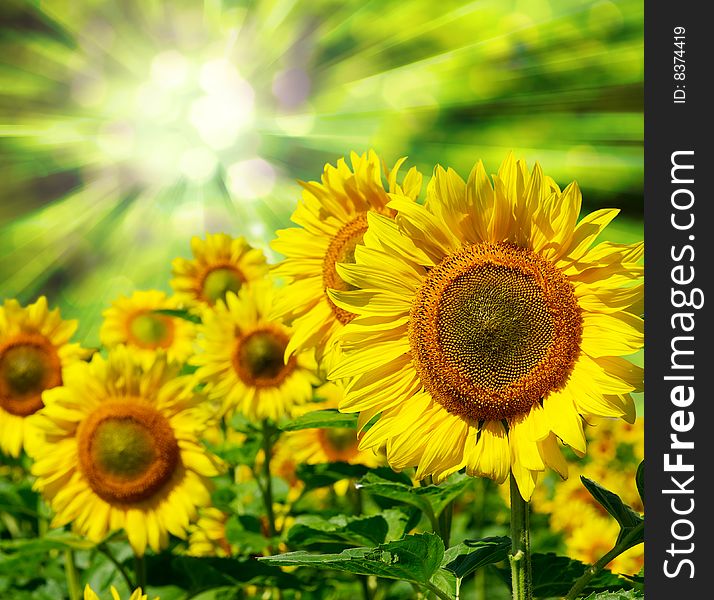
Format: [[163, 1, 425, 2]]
[[270, 150, 422, 370], [328, 154, 643, 499], [191, 281, 320, 421], [568, 515, 644, 575], [29, 347, 223, 556], [0, 297, 88, 457], [282, 382, 381, 468], [171, 233, 268, 309], [100, 290, 196, 365], [187, 507, 232, 557], [83, 584, 157, 600]]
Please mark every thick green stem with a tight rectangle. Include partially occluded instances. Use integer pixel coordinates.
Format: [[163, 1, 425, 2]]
[[64, 549, 80, 600], [509, 474, 532, 600], [564, 522, 644, 600]]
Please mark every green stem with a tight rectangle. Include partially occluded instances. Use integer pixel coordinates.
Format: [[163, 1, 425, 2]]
[[134, 553, 147, 592], [64, 549, 80, 600], [261, 421, 278, 541], [564, 522, 644, 600], [509, 473, 532, 600], [438, 500, 454, 549], [99, 543, 134, 592]]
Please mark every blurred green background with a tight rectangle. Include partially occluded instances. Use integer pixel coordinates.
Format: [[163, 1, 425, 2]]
[[0, 0, 643, 346]]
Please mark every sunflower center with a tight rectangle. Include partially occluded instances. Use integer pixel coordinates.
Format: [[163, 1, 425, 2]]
[[322, 428, 357, 453], [0, 335, 61, 417], [409, 242, 582, 422], [233, 329, 296, 387], [128, 312, 174, 348], [78, 400, 179, 503], [201, 266, 244, 304], [323, 214, 369, 325]]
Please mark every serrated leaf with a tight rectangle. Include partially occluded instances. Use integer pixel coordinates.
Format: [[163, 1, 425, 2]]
[[281, 409, 358, 431], [259, 532, 445, 585], [582, 591, 644, 599], [287, 514, 388, 547], [151, 308, 202, 323], [635, 461, 644, 507], [442, 536, 511, 579]]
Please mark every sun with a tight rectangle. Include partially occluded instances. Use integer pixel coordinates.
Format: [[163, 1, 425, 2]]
[[327, 154, 643, 499], [28, 346, 223, 555], [270, 150, 422, 370], [0, 297, 88, 457]]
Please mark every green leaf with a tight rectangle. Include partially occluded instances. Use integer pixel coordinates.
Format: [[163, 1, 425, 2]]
[[0, 533, 96, 553], [580, 476, 644, 547], [151, 308, 202, 323], [296, 462, 371, 490], [582, 591, 644, 599], [635, 461, 644, 507], [494, 553, 634, 597], [260, 532, 445, 586], [358, 472, 471, 522], [442, 536, 511, 579], [281, 409, 358, 431], [287, 514, 389, 547], [145, 555, 300, 593]]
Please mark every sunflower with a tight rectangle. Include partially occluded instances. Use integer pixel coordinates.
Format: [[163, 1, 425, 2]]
[[29, 347, 223, 556], [282, 383, 381, 468], [187, 507, 232, 557], [327, 154, 643, 500], [171, 233, 268, 309], [83, 584, 156, 600], [100, 290, 196, 365], [191, 281, 320, 421], [0, 297, 88, 457], [270, 150, 422, 368]]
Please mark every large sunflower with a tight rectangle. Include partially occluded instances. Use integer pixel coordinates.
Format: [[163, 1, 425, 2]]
[[171, 233, 268, 309], [327, 155, 643, 500], [29, 347, 223, 555], [270, 150, 422, 368], [100, 290, 196, 365], [0, 297, 87, 457], [191, 281, 320, 421]]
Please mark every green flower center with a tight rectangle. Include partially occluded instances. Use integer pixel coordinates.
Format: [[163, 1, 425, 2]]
[[78, 400, 180, 503], [239, 331, 288, 381], [129, 312, 173, 348], [202, 267, 244, 304], [91, 418, 157, 479], [1, 345, 48, 396]]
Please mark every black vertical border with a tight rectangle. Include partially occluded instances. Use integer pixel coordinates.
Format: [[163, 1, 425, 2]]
[[645, 0, 711, 597]]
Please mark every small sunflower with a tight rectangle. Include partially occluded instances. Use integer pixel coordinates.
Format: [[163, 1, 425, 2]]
[[171, 233, 268, 309], [282, 383, 381, 468], [191, 281, 320, 421], [100, 290, 196, 365], [29, 347, 223, 556], [83, 584, 156, 600], [0, 297, 87, 457], [187, 507, 232, 557], [270, 150, 422, 367], [328, 154, 643, 500]]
